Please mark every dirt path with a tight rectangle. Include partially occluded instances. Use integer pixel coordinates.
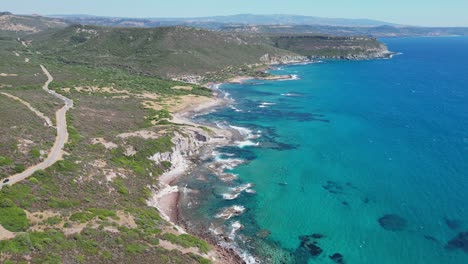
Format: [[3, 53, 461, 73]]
[[0, 92, 54, 127], [0, 65, 73, 189]]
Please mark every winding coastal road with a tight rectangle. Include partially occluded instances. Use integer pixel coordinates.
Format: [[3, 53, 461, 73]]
[[0, 65, 73, 189]]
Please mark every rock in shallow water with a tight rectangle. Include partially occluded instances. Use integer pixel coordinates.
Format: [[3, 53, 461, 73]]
[[303, 241, 323, 256], [444, 218, 462, 230], [378, 214, 407, 231], [298, 234, 325, 256], [447, 231, 468, 253], [329, 253, 345, 264], [256, 229, 271, 239]]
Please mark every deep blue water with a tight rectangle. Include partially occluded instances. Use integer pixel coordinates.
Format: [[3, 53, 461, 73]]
[[178, 37, 468, 263]]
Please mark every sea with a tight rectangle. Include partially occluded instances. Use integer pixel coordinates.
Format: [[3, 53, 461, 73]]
[[176, 37, 468, 263]]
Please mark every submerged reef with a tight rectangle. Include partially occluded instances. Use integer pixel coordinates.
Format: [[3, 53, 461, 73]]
[[446, 231, 468, 253], [329, 253, 345, 264], [378, 214, 407, 231], [444, 218, 463, 230]]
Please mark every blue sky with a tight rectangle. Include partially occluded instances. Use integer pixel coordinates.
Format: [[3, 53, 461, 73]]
[[3, 0, 468, 26]]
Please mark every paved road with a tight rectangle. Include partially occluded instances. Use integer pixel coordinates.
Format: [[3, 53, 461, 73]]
[[0, 65, 73, 189]]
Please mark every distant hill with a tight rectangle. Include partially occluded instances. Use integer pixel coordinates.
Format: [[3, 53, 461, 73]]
[[29, 24, 390, 78], [223, 24, 468, 37], [0, 12, 67, 34], [30, 25, 298, 77], [269, 35, 390, 59], [50, 14, 397, 28], [49, 14, 468, 37]]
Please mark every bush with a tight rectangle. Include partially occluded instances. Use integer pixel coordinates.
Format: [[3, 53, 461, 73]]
[[161, 233, 210, 253], [0, 156, 13, 166], [0, 198, 15, 208], [0, 233, 31, 254], [70, 208, 117, 223], [69, 212, 94, 223], [48, 198, 80, 209], [44, 216, 62, 225], [125, 243, 147, 254], [0, 206, 30, 232], [13, 164, 26, 173], [31, 148, 41, 158]]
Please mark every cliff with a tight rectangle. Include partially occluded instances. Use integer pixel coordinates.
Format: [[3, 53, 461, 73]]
[[269, 35, 393, 59]]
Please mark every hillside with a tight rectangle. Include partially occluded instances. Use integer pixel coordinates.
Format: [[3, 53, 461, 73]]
[[223, 24, 468, 37], [0, 32, 235, 263], [269, 35, 391, 59], [30, 25, 300, 78], [29, 24, 393, 80], [0, 12, 67, 34]]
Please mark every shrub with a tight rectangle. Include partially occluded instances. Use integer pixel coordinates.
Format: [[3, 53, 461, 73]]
[[125, 243, 147, 254], [44, 216, 62, 225], [0, 206, 29, 232], [0, 156, 13, 166], [161, 233, 210, 253], [13, 164, 26, 173], [30, 148, 41, 158]]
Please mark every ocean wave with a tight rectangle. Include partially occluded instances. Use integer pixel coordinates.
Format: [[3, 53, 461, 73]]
[[222, 192, 241, 200], [209, 83, 222, 90], [210, 157, 245, 170], [215, 205, 246, 220], [281, 93, 302, 97], [229, 221, 244, 240], [235, 140, 260, 148], [229, 125, 261, 147], [258, 102, 276, 108], [222, 183, 255, 200], [245, 188, 256, 194], [208, 157, 244, 181], [277, 74, 300, 81], [229, 125, 253, 137], [230, 105, 243, 112]]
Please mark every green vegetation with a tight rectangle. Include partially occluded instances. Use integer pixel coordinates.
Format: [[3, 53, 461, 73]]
[[270, 34, 387, 58], [162, 233, 210, 254], [125, 243, 147, 254], [44, 216, 62, 225], [0, 184, 35, 209], [48, 198, 80, 209], [132, 208, 163, 236], [112, 135, 174, 177], [46, 62, 212, 96], [0, 198, 29, 232], [31, 25, 295, 77], [0, 156, 13, 166], [70, 208, 117, 223], [0, 96, 56, 177]]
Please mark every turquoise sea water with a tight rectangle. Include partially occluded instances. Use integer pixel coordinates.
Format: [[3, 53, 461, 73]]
[[178, 37, 468, 263]]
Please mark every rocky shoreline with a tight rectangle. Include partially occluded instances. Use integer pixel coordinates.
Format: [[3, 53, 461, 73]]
[[147, 51, 397, 263], [145, 91, 248, 263]]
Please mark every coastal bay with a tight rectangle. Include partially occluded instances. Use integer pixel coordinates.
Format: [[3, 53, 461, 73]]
[[167, 36, 468, 263]]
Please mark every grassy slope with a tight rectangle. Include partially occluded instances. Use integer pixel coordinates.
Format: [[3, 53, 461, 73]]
[[30, 25, 295, 77], [0, 18, 391, 263], [268, 34, 388, 57], [0, 37, 215, 264]]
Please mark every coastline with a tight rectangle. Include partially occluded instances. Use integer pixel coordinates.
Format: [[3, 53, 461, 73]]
[[148, 53, 397, 263], [147, 89, 246, 263], [227, 74, 298, 84]]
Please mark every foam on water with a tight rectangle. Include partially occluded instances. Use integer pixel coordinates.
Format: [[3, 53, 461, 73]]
[[215, 205, 246, 220]]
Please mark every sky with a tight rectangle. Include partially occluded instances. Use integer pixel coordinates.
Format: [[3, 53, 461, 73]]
[[2, 0, 468, 27]]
